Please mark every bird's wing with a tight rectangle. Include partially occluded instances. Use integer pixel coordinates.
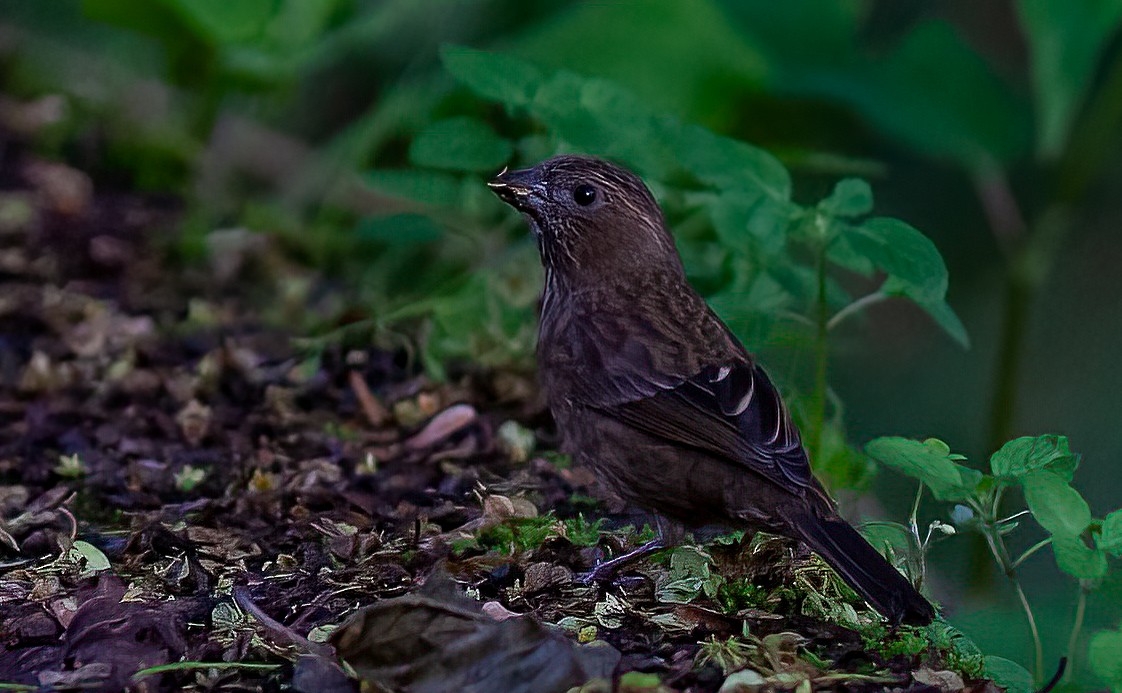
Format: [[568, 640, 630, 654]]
[[589, 361, 815, 490]]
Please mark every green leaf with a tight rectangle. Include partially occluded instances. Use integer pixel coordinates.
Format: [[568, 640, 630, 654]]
[[165, 0, 275, 45], [441, 46, 791, 204], [865, 437, 983, 502], [364, 169, 463, 208], [1017, 0, 1122, 158], [1098, 509, 1122, 557], [408, 117, 512, 173], [845, 218, 946, 304], [1020, 470, 1092, 537], [819, 178, 873, 218], [674, 125, 791, 201], [984, 655, 1034, 693], [989, 434, 1078, 481], [1090, 624, 1122, 690], [355, 214, 444, 245], [440, 45, 543, 109], [508, 0, 767, 123], [1052, 533, 1108, 580], [842, 217, 968, 347]]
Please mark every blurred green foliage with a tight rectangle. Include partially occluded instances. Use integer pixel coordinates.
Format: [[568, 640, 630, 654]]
[[4, 0, 1122, 688]]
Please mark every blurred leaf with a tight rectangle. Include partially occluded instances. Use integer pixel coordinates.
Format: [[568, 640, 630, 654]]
[[1097, 508, 1122, 557], [984, 655, 1034, 693], [674, 125, 791, 201], [1017, 0, 1122, 158], [1020, 470, 1092, 537], [356, 214, 444, 245], [819, 178, 872, 218], [1051, 533, 1108, 580], [842, 217, 968, 346], [1090, 623, 1122, 690], [409, 117, 512, 173], [165, 0, 275, 45], [989, 434, 1078, 481], [864, 437, 983, 502], [82, 0, 186, 40], [512, 0, 767, 124], [441, 45, 543, 109], [365, 169, 463, 207], [767, 19, 1030, 168]]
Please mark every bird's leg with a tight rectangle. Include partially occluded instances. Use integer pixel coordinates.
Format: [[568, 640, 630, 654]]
[[576, 516, 679, 584]]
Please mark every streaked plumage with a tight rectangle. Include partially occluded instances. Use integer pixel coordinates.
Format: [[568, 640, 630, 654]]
[[489, 154, 935, 625]]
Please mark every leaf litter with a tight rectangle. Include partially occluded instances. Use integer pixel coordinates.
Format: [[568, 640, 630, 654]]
[[0, 143, 996, 691]]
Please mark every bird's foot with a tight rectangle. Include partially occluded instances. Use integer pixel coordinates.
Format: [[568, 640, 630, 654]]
[[576, 539, 665, 584]]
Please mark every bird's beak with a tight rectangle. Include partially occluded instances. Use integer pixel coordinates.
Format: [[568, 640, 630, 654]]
[[487, 166, 543, 212]]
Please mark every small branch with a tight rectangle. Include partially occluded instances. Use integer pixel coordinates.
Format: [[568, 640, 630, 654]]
[[826, 292, 888, 331], [972, 160, 1028, 257], [1011, 537, 1052, 570]]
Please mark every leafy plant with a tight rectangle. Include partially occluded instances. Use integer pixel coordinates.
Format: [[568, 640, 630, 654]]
[[866, 434, 1121, 687], [361, 45, 967, 488]]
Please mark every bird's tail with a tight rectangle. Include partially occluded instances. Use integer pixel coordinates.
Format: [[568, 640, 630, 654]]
[[792, 511, 936, 625]]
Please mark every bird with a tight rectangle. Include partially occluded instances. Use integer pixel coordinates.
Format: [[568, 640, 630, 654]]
[[487, 154, 936, 626]]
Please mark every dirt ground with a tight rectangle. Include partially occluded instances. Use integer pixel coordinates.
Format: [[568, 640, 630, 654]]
[[0, 144, 994, 691]]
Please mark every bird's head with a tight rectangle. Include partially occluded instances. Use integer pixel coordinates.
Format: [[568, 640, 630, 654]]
[[488, 155, 682, 282]]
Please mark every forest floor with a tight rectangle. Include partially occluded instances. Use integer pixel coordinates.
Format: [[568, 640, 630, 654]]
[[0, 147, 996, 692]]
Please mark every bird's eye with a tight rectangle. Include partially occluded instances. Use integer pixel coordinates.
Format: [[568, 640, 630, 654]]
[[573, 184, 597, 206]]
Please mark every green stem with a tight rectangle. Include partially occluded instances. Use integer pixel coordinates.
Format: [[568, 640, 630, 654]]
[[827, 291, 888, 331], [1013, 579, 1045, 685], [974, 495, 1044, 685], [1011, 537, 1052, 570], [132, 662, 281, 682], [810, 245, 829, 463], [1064, 586, 1088, 684]]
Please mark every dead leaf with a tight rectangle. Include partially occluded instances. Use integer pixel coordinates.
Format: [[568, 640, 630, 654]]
[[332, 574, 619, 693]]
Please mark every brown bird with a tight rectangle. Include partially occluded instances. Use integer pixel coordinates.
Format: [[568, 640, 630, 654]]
[[488, 154, 936, 625]]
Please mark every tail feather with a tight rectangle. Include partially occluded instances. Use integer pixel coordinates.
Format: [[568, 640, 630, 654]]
[[794, 513, 935, 625]]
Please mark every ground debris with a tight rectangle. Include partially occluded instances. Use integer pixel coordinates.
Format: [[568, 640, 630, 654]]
[[0, 149, 993, 692]]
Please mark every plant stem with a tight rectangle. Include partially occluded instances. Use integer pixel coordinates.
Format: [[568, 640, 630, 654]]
[[1012, 579, 1045, 684], [974, 496, 1045, 685], [826, 291, 887, 331], [132, 662, 280, 682], [810, 245, 829, 463], [1064, 586, 1088, 683], [1011, 537, 1052, 570]]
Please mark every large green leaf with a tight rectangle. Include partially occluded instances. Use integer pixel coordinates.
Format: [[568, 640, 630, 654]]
[[989, 434, 1078, 481], [409, 117, 512, 173], [1017, 0, 1122, 158], [748, 17, 1031, 168], [864, 437, 983, 502], [511, 0, 767, 125], [1020, 470, 1093, 537]]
